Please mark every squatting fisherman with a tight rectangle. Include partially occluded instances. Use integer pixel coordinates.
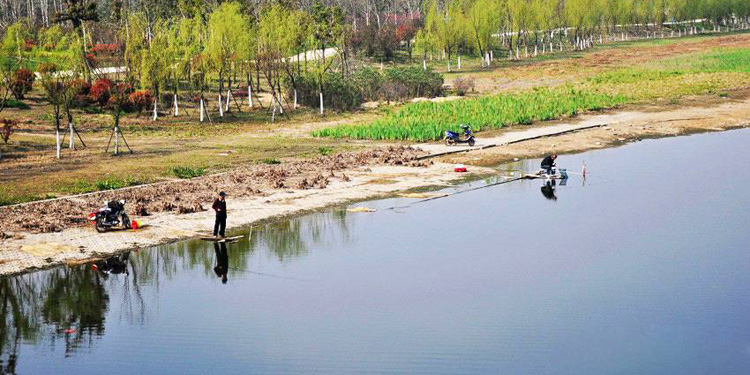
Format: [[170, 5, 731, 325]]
[[541, 154, 557, 176], [212, 191, 227, 238]]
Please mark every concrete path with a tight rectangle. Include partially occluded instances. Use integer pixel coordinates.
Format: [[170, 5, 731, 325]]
[[415, 115, 629, 158]]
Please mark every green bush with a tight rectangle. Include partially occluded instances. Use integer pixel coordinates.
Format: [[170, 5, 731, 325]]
[[318, 146, 333, 156], [287, 67, 444, 110], [2, 99, 30, 109], [168, 166, 205, 179], [288, 73, 363, 112], [381, 67, 443, 102], [259, 158, 281, 165], [351, 67, 383, 101]]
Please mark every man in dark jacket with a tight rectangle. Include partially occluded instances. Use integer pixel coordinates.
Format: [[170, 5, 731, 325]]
[[541, 154, 557, 175], [212, 191, 227, 238]]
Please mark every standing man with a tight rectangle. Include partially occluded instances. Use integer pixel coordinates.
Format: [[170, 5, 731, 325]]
[[541, 154, 557, 176], [212, 191, 227, 238]]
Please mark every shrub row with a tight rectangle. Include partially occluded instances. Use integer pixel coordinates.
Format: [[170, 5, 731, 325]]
[[287, 67, 443, 112]]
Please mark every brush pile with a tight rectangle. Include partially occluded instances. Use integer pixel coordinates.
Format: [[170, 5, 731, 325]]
[[0, 147, 428, 234]]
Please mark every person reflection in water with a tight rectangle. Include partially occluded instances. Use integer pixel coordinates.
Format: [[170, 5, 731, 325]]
[[541, 180, 557, 201], [214, 242, 229, 284]]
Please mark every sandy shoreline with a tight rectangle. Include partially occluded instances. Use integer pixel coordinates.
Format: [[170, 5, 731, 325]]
[[0, 163, 496, 276], [3, 95, 750, 277]]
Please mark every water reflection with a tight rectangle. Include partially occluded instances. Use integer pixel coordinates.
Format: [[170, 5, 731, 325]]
[[213, 243, 229, 284], [0, 210, 354, 368], [541, 180, 557, 200]]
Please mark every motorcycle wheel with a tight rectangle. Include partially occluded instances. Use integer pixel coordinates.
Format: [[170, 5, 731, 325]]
[[468, 138, 476, 147], [445, 138, 455, 146], [95, 217, 108, 233]]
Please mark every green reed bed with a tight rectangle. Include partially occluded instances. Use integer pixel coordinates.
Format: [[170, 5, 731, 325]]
[[313, 87, 626, 141]]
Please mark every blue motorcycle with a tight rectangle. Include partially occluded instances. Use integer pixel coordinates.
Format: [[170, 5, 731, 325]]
[[444, 125, 476, 147]]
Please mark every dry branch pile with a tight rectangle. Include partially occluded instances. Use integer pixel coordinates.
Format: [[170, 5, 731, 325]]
[[0, 147, 429, 234]]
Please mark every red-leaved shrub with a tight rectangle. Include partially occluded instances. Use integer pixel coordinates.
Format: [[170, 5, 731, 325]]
[[90, 78, 113, 107], [11, 69, 35, 100], [128, 90, 153, 114]]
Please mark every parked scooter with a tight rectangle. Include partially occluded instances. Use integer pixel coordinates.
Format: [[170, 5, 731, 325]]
[[444, 125, 476, 147], [89, 200, 131, 233]]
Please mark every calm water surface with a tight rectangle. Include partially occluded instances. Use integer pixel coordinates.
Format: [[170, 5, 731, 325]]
[[3, 129, 750, 375]]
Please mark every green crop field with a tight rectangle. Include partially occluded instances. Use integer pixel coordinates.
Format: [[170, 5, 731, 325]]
[[312, 87, 626, 141], [313, 47, 750, 142]]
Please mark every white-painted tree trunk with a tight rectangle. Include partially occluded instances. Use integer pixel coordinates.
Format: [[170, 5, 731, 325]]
[[173, 94, 179, 116], [277, 93, 284, 114], [490, 50, 493, 61], [218, 94, 224, 117], [152, 97, 158, 121], [423, 59, 427, 71], [293, 89, 298, 109], [55, 128, 61, 159], [271, 101, 277, 122], [457, 56, 461, 70], [319, 92, 324, 115], [200, 99, 205, 122], [248, 85, 253, 108], [69, 122, 75, 149], [114, 126, 119, 155], [225, 90, 231, 112]]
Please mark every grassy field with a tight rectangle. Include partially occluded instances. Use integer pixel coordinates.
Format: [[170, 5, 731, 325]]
[[3, 31, 750, 205], [313, 87, 626, 141], [314, 45, 750, 141]]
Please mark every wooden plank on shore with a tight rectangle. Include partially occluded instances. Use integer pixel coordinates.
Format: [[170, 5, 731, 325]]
[[200, 235, 244, 243]]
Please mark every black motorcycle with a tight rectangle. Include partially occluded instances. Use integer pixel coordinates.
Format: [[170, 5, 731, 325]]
[[89, 200, 131, 233]]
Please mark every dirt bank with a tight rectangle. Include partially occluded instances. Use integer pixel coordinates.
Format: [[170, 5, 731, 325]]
[[0, 150, 497, 276]]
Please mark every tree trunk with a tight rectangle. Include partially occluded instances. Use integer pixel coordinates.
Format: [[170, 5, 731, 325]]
[[200, 98, 205, 122], [218, 93, 224, 117], [69, 122, 75, 150]]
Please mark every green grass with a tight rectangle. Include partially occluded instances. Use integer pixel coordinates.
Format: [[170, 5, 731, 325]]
[[3, 99, 30, 110], [68, 176, 145, 194], [259, 158, 281, 165], [168, 166, 205, 179], [315, 46, 750, 142], [313, 86, 626, 141], [318, 147, 334, 156]]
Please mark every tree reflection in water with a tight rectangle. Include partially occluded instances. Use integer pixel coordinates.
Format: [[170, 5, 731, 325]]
[[0, 208, 354, 369]]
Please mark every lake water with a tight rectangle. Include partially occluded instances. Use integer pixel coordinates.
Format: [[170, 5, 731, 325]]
[[3, 129, 750, 375]]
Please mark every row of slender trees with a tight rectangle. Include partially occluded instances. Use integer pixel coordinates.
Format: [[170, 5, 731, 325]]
[[417, 0, 750, 66]]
